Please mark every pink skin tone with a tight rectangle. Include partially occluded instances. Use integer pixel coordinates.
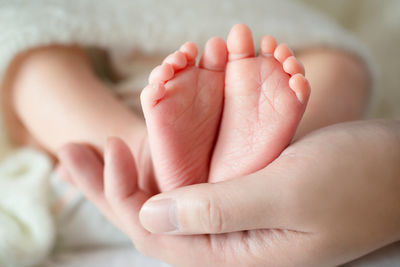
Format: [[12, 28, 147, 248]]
[[141, 38, 227, 191], [4, 25, 367, 194], [55, 25, 389, 267], [4, 46, 156, 193], [2, 22, 376, 266], [142, 24, 310, 191], [209, 25, 309, 181], [58, 120, 400, 267]]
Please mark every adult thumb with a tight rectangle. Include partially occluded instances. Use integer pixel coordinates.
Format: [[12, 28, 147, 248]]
[[139, 169, 294, 235]]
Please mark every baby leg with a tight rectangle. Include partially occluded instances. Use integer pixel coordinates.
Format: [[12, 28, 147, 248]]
[[2, 46, 154, 190], [294, 49, 370, 138]]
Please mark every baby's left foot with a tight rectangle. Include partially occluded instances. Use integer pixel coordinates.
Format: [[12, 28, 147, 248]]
[[210, 24, 310, 182], [141, 39, 227, 192]]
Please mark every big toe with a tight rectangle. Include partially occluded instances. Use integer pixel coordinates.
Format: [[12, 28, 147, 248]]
[[199, 37, 228, 71], [227, 24, 255, 61]]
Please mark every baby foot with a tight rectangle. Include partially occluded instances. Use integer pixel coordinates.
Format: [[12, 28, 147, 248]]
[[209, 24, 310, 182], [141, 38, 227, 192]]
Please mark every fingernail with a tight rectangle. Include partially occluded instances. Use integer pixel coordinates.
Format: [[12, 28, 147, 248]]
[[139, 198, 178, 233]]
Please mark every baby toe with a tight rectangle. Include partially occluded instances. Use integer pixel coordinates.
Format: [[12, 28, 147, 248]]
[[283, 56, 305, 76], [274, 43, 293, 63], [163, 51, 188, 70], [289, 73, 310, 104], [148, 63, 174, 84], [260, 35, 277, 55]]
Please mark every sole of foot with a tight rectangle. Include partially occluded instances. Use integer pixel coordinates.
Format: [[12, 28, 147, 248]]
[[209, 24, 310, 182], [141, 38, 228, 191]]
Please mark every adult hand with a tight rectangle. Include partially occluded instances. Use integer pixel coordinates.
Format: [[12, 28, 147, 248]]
[[58, 120, 400, 267]]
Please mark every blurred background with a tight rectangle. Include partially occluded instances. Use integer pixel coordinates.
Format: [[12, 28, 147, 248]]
[[304, 0, 400, 118]]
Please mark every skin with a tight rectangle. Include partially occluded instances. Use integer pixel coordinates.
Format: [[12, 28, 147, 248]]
[[3, 44, 369, 149], [57, 120, 400, 267], [140, 39, 227, 191], [3, 46, 156, 192], [209, 25, 310, 182], [295, 48, 369, 138], [2, 36, 368, 193], [1, 25, 371, 266], [141, 25, 310, 191]]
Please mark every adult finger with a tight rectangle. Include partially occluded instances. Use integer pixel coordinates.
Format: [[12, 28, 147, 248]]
[[104, 137, 138, 200], [57, 143, 120, 228], [139, 163, 300, 235], [103, 137, 156, 244]]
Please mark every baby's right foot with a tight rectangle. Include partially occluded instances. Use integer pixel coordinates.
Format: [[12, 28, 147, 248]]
[[209, 24, 310, 182], [141, 38, 227, 192]]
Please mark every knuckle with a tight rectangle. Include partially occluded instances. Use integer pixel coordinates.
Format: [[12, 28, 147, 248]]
[[199, 197, 225, 233]]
